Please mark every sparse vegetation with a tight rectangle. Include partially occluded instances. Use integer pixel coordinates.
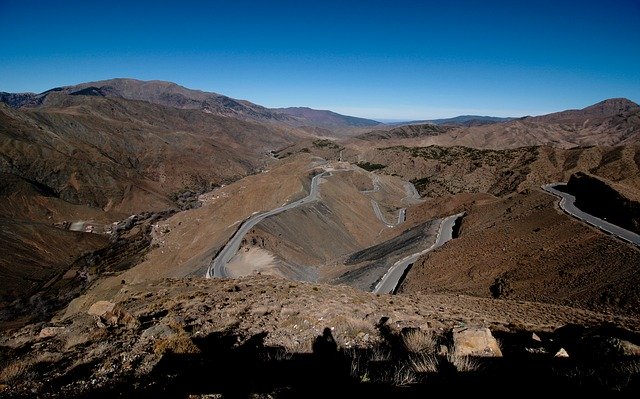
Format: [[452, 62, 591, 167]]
[[490, 277, 513, 299], [313, 139, 341, 149], [408, 353, 439, 373], [445, 352, 481, 372], [402, 329, 437, 353], [356, 161, 386, 171]]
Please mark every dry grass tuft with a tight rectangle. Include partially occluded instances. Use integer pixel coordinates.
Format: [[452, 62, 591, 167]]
[[154, 335, 200, 355], [0, 352, 63, 384], [0, 362, 29, 384], [402, 329, 437, 354], [409, 353, 439, 374], [446, 352, 480, 372], [388, 364, 418, 386]]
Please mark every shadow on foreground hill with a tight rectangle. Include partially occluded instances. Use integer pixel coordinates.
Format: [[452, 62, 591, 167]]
[[10, 320, 637, 398]]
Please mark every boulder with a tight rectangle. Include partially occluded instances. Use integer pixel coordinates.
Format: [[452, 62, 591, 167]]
[[452, 327, 502, 357], [87, 300, 138, 329], [619, 339, 640, 356], [87, 301, 116, 317], [141, 324, 177, 340], [38, 326, 65, 339]]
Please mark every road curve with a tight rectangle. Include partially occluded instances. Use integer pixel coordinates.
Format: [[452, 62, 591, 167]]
[[364, 174, 410, 228], [373, 212, 464, 294], [370, 200, 406, 228], [206, 171, 329, 278], [542, 183, 640, 246]]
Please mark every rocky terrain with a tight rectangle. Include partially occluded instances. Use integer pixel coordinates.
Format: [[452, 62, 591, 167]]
[[399, 189, 640, 317], [1, 78, 381, 131], [2, 275, 639, 397], [354, 98, 640, 149], [1, 79, 640, 395]]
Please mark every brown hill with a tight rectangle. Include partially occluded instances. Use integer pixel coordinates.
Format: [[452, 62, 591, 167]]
[[355, 98, 640, 148], [274, 106, 381, 129], [0, 94, 306, 214], [1, 78, 380, 131], [0, 93, 311, 323], [347, 144, 640, 200], [398, 189, 640, 318]]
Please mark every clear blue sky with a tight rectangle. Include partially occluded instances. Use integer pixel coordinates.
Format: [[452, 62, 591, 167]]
[[1, 0, 639, 119]]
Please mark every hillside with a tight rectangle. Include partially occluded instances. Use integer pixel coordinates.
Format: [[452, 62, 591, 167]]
[[399, 189, 640, 317], [0, 93, 309, 324], [347, 144, 640, 199], [1, 81, 640, 395], [355, 98, 640, 148], [3, 275, 639, 397], [0, 95, 306, 214], [1, 78, 380, 132], [274, 106, 381, 129]]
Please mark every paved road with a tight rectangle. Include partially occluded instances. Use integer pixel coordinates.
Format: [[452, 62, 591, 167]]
[[364, 174, 409, 227], [370, 200, 406, 227], [373, 212, 464, 294], [206, 171, 329, 278], [542, 183, 640, 246]]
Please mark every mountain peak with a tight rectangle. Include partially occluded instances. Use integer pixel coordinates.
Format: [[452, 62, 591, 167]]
[[582, 98, 639, 115]]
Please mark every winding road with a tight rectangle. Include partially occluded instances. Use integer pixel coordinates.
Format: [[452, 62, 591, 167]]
[[542, 183, 640, 246], [370, 200, 406, 227], [206, 166, 421, 279], [363, 173, 412, 228], [206, 171, 329, 278], [373, 212, 464, 294]]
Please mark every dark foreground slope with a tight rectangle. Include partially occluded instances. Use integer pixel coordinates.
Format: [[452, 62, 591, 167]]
[[1, 275, 639, 397]]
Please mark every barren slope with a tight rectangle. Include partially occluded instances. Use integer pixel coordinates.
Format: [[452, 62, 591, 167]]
[[3, 275, 639, 396], [399, 189, 640, 317], [354, 98, 640, 149], [238, 167, 416, 280], [0, 96, 307, 215]]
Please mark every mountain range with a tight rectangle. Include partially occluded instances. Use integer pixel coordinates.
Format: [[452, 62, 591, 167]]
[[2, 78, 640, 396], [0, 78, 382, 131]]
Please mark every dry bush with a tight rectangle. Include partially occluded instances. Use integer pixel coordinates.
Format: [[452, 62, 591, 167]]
[[446, 352, 480, 372], [369, 347, 392, 362], [402, 329, 437, 354], [154, 335, 200, 355], [0, 352, 61, 384], [388, 364, 418, 386], [409, 353, 439, 374], [333, 315, 375, 344], [276, 334, 312, 353], [260, 348, 293, 362], [346, 349, 369, 382], [0, 361, 29, 384]]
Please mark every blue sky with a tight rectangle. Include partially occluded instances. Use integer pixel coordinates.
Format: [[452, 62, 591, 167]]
[[1, 0, 639, 120]]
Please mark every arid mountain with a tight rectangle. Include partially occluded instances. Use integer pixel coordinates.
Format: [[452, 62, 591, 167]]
[[399, 189, 640, 317], [356, 98, 640, 148], [0, 94, 307, 214], [0, 78, 380, 131], [389, 115, 515, 127], [428, 115, 515, 126], [358, 124, 453, 141], [274, 106, 381, 129], [347, 144, 640, 199], [1, 80, 640, 396], [529, 98, 639, 123], [0, 91, 312, 319]]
